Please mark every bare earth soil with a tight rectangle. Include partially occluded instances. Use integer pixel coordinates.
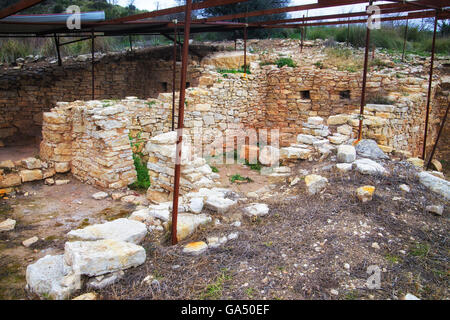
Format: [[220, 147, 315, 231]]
[[0, 161, 448, 300], [95, 161, 447, 301]]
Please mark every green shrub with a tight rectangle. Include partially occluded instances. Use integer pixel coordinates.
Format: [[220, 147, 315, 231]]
[[129, 154, 150, 191], [275, 57, 296, 68], [230, 174, 253, 183]]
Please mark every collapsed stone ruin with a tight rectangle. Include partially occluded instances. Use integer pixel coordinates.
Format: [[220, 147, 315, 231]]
[[0, 40, 449, 299]]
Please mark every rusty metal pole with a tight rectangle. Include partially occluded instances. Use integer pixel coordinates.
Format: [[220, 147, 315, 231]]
[[54, 34, 62, 66], [172, 20, 178, 131], [426, 103, 449, 170], [172, 0, 192, 246], [422, 11, 438, 160], [347, 18, 350, 47], [244, 24, 247, 73], [91, 31, 95, 100], [402, 18, 409, 62], [301, 15, 305, 53], [357, 1, 373, 141]]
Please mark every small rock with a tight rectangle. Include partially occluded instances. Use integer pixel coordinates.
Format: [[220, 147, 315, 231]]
[[371, 242, 380, 250], [22, 236, 39, 248], [403, 293, 420, 300], [87, 271, 124, 290], [305, 174, 328, 195], [205, 196, 237, 214], [44, 178, 55, 185], [290, 176, 301, 186], [426, 205, 444, 216], [431, 159, 442, 172], [353, 158, 387, 175], [244, 203, 269, 217], [399, 184, 410, 192], [227, 232, 239, 240], [72, 292, 97, 300], [182, 241, 208, 255], [0, 218, 16, 232], [330, 289, 339, 296], [92, 192, 109, 200], [188, 197, 204, 214], [356, 186, 375, 203], [55, 180, 70, 186], [344, 263, 350, 270], [407, 157, 424, 168]]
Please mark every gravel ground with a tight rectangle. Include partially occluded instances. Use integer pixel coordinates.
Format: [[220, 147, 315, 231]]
[[93, 161, 449, 300]]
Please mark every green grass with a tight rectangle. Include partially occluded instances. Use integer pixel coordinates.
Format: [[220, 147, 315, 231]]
[[217, 65, 251, 75], [210, 166, 219, 173], [245, 160, 262, 172], [128, 154, 150, 191], [409, 242, 430, 258], [230, 174, 253, 183], [200, 269, 232, 300], [385, 253, 402, 264]]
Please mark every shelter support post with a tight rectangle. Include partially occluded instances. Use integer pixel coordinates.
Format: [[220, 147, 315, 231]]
[[172, 0, 193, 246], [244, 24, 247, 74], [357, 0, 373, 141], [91, 31, 95, 100], [426, 103, 449, 170], [402, 18, 409, 62], [54, 34, 62, 66], [422, 11, 438, 160], [172, 20, 178, 131]]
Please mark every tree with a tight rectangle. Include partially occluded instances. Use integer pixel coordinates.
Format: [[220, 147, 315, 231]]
[[176, 0, 292, 39]]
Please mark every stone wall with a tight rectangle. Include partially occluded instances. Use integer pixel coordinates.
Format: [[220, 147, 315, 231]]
[[0, 46, 210, 144]]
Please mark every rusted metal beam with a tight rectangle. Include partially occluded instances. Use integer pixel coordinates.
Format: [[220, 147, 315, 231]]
[[402, 18, 409, 62], [357, 0, 374, 142], [422, 11, 438, 160], [91, 31, 95, 100], [195, 0, 370, 23], [103, 0, 250, 24], [243, 24, 247, 74], [0, 0, 44, 20], [172, 0, 193, 246], [172, 20, 178, 132], [426, 103, 449, 170]]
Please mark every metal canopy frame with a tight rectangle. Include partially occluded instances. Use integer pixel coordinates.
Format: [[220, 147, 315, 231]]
[[1, 0, 449, 245]]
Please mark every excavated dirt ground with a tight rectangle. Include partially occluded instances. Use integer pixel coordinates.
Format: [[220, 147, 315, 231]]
[[0, 160, 448, 300], [94, 161, 447, 301]]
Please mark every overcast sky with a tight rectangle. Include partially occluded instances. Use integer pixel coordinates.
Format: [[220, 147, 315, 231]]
[[117, 1, 394, 19]]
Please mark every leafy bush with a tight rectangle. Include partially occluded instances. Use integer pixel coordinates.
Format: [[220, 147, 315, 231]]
[[129, 154, 150, 191], [230, 174, 253, 183], [275, 57, 296, 68]]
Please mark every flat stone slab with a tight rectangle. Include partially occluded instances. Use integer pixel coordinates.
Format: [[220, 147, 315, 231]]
[[337, 145, 356, 163], [177, 213, 212, 241], [64, 239, 146, 277], [26, 255, 79, 300], [183, 241, 208, 256], [67, 218, 147, 244], [244, 203, 270, 217], [92, 192, 109, 200], [205, 196, 237, 214], [418, 172, 450, 201], [353, 158, 387, 175]]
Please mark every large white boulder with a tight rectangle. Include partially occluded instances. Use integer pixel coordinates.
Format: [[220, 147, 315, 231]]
[[418, 171, 450, 201], [177, 213, 212, 241], [353, 158, 387, 175], [355, 139, 389, 160], [67, 219, 147, 244], [64, 239, 146, 277], [305, 174, 328, 195], [244, 203, 270, 217], [26, 255, 80, 300], [337, 145, 356, 163]]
